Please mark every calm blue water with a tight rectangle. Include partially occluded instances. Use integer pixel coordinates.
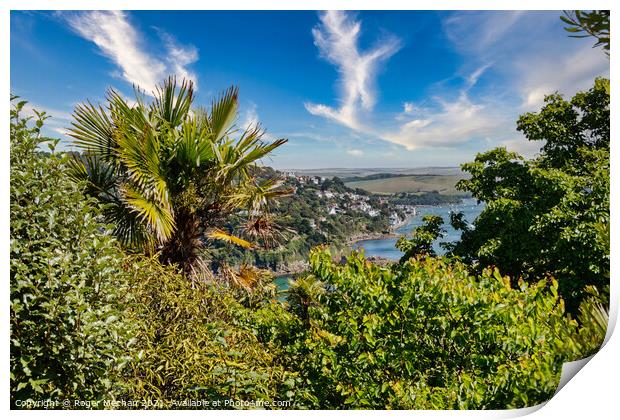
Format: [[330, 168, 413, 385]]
[[353, 198, 484, 260], [274, 275, 293, 298]]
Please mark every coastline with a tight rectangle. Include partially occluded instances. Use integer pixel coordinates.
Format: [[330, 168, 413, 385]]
[[347, 211, 418, 245], [269, 209, 425, 277], [345, 230, 399, 245]]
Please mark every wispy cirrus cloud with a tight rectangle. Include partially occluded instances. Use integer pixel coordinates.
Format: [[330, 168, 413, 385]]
[[384, 64, 506, 150], [158, 30, 199, 89], [65, 11, 198, 93], [304, 11, 401, 131], [306, 10, 608, 155], [304, 11, 507, 152], [442, 10, 609, 109]]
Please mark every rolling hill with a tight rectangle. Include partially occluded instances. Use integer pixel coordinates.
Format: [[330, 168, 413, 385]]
[[344, 174, 467, 195]]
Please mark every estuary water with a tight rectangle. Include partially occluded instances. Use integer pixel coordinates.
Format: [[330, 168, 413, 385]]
[[352, 198, 484, 260], [275, 198, 484, 293]]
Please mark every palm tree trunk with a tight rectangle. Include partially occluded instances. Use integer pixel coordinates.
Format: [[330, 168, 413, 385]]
[[159, 208, 202, 274]]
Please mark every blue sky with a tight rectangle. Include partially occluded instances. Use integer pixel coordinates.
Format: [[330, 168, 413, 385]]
[[10, 10, 609, 169]]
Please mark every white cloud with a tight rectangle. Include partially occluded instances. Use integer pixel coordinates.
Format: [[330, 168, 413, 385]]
[[379, 61, 507, 150], [347, 149, 364, 157], [465, 63, 493, 89], [443, 11, 526, 56], [303, 11, 607, 158], [65, 11, 198, 94], [282, 131, 342, 144], [51, 127, 70, 136], [238, 103, 277, 141], [304, 11, 401, 131], [240, 102, 260, 130], [159, 31, 199, 89], [304, 12, 511, 152], [380, 11, 609, 151], [384, 91, 506, 150], [395, 101, 429, 121], [402, 119, 431, 130], [517, 44, 609, 109], [442, 11, 609, 110]]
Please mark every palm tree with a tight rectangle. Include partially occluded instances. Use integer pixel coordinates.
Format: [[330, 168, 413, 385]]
[[67, 77, 290, 272]]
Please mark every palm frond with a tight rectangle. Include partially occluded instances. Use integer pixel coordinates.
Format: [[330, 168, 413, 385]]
[[108, 88, 150, 133], [120, 183, 175, 243], [103, 199, 155, 251], [230, 137, 288, 175], [208, 228, 254, 249], [67, 154, 119, 202], [243, 213, 294, 249], [116, 125, 169, 205], [229, 177, 293, 213], [68, 101, 116, 160], [209, 86, 239, 142], [220, 263, 263, 292], [175, 118, 216, 173], [153, 76, 194, 127]]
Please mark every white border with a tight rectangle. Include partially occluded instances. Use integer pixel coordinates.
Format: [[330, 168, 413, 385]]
[[2, 1, 616, 418]]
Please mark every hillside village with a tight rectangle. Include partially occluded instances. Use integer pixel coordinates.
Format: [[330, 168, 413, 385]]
[[286, 173, 416, 230], [209, 170, 418, 272]]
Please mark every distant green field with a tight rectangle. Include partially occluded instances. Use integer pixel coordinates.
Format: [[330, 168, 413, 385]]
[[345, 174, 465, 195], [287, 166, 464, 178]]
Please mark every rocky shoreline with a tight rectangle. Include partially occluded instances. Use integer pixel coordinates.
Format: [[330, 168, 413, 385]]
[[270, 260, 310, 277], [345, 230, 399, 245], [347, 213, 416, 245]]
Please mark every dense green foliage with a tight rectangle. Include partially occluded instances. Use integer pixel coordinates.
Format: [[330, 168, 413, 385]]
[[121, 255, 302, 408], [275, 248, 604, 409], [450, 79, 610, 311], [10, 98, 134, 404], [10, 98, 299, 409]]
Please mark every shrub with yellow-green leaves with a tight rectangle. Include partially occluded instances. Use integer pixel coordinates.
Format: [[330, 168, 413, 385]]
[[280, 248, 605, 409], [122, 255, 303, 408]]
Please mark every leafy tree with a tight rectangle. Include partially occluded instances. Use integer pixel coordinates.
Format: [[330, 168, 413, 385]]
[[276, 248, 604, 409], [396, 215, 444, 262], [67, 77, 289, 272], [561, 10, 610, 55], [10, 97, 134, 404], [517, 77, 610, 168], [451, 79, 609, 311]]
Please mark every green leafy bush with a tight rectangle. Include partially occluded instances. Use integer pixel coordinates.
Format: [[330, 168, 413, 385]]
[[10, 98, 134, 405], [280, 248, 604, 409]]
